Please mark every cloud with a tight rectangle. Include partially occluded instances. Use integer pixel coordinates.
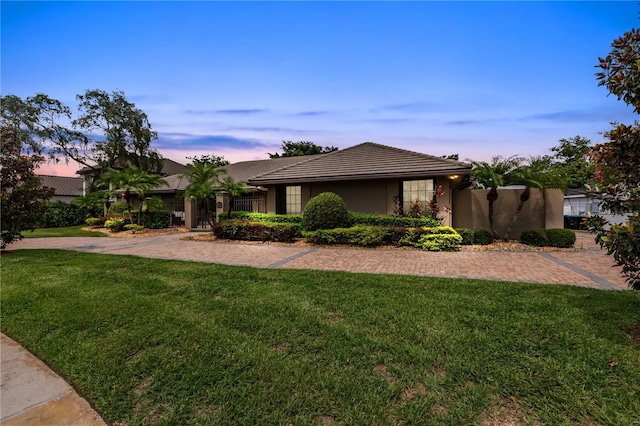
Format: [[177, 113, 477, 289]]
[[295, 111, 330, 117], [231, 126, 328, 134], [373, 101, 441, 113], [365, 118, 414, 124], [522, 104, 636, 124], [184, 108, 268, 115], [156, 132, 272, 150]]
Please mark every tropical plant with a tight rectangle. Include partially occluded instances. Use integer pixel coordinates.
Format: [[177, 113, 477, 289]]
[[470, 156, 522, 238], [218, 176, 250, 219], [101, 168, 167, 225], [503, 156, 567, 240], [180, 162, 225, 229]]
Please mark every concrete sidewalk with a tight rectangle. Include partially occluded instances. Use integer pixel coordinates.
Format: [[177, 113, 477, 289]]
[[0, 334, 106, 425]]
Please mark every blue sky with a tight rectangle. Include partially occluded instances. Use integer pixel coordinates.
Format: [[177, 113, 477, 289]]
[[2, 1, 637, 176]]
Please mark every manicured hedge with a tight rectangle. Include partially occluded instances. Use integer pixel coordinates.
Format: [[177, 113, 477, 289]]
[[520, 228, 576, 248], [230, 212, 303, 224], [302, 192, 353, 231], [303, 225, 388, 247], [350, 213, 441, 228], [213, 219, 301, 242], [131, 211, 172, 229], [40, 201, 87, 228], [455, 228, 474, 245], [473, 229, 494, 246]]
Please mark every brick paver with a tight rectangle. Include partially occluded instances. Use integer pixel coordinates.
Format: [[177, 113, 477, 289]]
[[8, 233, 629, 290]]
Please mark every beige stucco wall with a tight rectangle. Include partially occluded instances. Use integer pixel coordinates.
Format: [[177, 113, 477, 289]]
[[453, 188, 565, 239]]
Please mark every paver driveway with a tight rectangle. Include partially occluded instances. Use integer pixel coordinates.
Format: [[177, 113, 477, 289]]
[[8, 232, 628, 291]]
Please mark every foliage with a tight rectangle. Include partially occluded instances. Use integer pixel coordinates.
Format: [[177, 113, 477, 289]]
[[268, 140, 338, 158], [302, 192, 353, 231], [230, 211, 303, 223], [473, 229, 494, 245], [548, 136, 595, 188], [101, 168, 167, 225], [407, 199, 423, 218], [71, 193, 104, 218], [106, 201, 128, 215], [350, 212, 440, 228], [131, 211, 171, 229], [218, 176, 250, 219], [185, 154, 230, 168], [427, 184, 447, 220], [546, 229, 577, 248], [455, 228, 474, 245], [1, 125, 54, 249], [520, 230, 550, 247], [124, 224, 145, 233], [181, 162, 225, 229], [104, 217, 125, 232], [588, 24, 640, 289], [303, 225, 389, 247], [40, 201, 86, 228], [417, 232, 462, 252], [85, 217, 106, 227], [596, 27, 640, 113], [0, 90, 162, 173], [213, 219, 300, 242], [471, 155, 522, 238]]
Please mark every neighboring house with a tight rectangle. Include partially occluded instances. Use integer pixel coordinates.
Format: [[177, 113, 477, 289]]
[[37, 175, 84, 202], [564, 188, 628, 228]]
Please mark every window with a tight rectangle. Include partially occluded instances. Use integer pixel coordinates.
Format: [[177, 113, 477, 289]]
[[286, 185, 301, 214], [402, 179, 434, 214]]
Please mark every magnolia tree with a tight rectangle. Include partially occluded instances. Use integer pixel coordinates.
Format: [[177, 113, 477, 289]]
[[587, 27, 640, 290]]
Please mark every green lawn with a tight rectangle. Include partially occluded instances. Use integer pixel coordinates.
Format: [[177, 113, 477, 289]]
[[2, 250, 639, 425], [22, 225, 106, 238]]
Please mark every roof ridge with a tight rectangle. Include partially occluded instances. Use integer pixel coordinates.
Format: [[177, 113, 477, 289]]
[[250, 153, 330, 180], [37, 174, 83, 179], [359, 142, 471, 166]]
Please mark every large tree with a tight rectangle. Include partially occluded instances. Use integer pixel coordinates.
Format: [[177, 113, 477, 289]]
[[268, 140, 338, 158], [588, 26, 640, 290], [0, 90, 163, 175], [548, 136, 595, 189], [1, 125, 54, 249]]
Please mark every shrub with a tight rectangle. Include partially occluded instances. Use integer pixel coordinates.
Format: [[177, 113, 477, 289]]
[[104, 217, 125, 232], [40, 201, 86, 228], [302, 192, 353, 231], [455, 228, 474, 245], [546, 228, 576, 248], [350, 213, 440, 228], [520, 230, 549, 247], [417, 233, 462, 251], [131, 211, 171, 229], [107, 201, 128, 215], [473, 229, 493, 245], [303, 225, 388, 247], [124, 224, 145, 233], [213, 219, 300, 243], [85, 217, 106, 227], [230, 212, 303, 224]]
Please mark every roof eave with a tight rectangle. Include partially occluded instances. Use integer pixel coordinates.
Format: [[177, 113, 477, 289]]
[[249, 169, 471, 185]]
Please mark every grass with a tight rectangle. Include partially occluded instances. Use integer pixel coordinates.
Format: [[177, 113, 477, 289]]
[[21, 225, 106, 238], [1, 250, 639, 425]]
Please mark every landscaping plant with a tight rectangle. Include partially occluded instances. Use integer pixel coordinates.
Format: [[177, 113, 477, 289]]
[[302, 192, 353, 231]]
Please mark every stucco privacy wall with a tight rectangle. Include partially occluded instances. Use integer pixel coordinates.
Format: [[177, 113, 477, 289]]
[[452, 188, 564, 239], [264, 177, 455, 226]]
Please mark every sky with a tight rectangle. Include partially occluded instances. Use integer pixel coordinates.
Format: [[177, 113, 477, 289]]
[[2, 1, 638, 177]]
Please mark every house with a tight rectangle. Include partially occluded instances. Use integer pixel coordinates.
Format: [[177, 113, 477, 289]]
[[37, 175, 84, 202], [563, 188, 628, 228]]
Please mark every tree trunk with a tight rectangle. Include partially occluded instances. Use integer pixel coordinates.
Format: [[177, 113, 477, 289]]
[[504, 188, 531, 240], [487, 188, 499, 238]]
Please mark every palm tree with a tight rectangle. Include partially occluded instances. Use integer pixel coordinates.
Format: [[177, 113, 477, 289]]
[[101, 168, 167, 225], [471, 156, 521, 238], [503, 156, 568, 240], [217, 176, 250, 219], [180, 162, 225, 229]]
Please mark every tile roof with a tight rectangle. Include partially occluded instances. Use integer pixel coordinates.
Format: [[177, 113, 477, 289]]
[[37, 175, 84, 197], [76, 158, 188, 177], [249, 142, 472, 185]]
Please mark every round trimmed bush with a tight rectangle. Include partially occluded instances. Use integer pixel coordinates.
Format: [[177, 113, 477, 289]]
[[520, 229, 549, 247], [546, 228, 576, 248], [107, 201, 128, 215], [302, 192, 353, 231], [473, 229, 493, 245], [455, 228, 474, 245]]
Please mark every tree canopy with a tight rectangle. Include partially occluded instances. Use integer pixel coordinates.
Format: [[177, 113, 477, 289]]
[[548, 136, 595, 189], [186, 154, 230, 168], [0, 90, 163, 174], [268, 141, 338, 158]]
